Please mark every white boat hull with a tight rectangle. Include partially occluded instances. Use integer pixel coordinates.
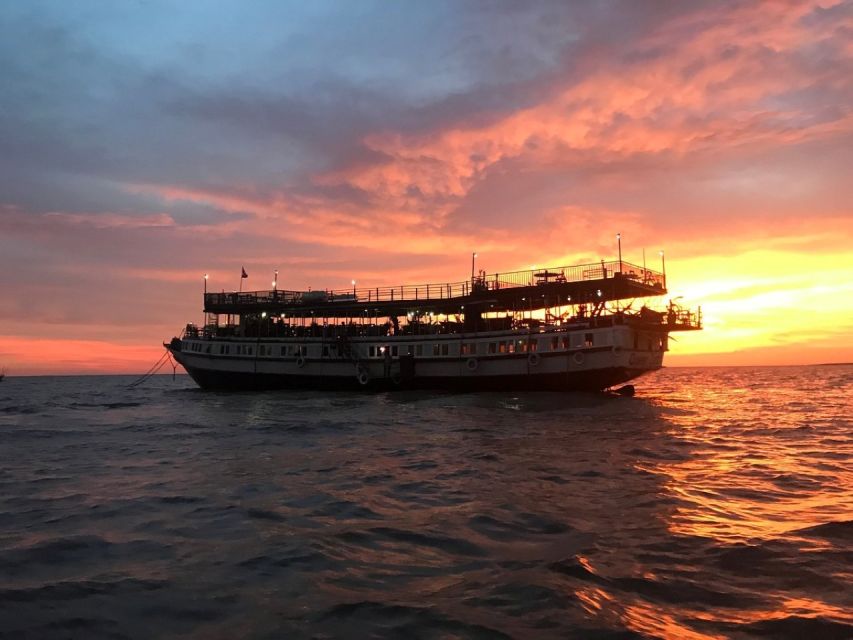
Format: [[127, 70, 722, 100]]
[[167, 324, 667, 391]]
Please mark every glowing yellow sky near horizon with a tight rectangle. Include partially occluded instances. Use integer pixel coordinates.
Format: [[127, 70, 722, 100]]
[[662, 248, 853, 365]]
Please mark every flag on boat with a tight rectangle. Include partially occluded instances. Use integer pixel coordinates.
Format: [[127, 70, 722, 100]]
[[241, 267, 248, 278]]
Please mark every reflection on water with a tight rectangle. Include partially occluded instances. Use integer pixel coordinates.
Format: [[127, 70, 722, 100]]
[[0, 366, 850, 639]]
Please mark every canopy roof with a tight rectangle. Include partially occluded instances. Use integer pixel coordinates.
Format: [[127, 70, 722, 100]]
[[203, 260, 666, 317]]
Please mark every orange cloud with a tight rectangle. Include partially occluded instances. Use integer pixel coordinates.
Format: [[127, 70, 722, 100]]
[[320, 1, 850, 215]]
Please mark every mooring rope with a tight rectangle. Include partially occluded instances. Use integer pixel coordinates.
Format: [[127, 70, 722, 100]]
[[127, 349, 172, 388]]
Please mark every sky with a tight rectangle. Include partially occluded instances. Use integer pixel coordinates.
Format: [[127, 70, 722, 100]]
[[1, 0, 852, 375]]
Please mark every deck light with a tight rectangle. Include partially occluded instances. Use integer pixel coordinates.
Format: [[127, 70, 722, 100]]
[[261, 312, 267, 318], [471, 252, 478, 283], [203, 273, 208, 295], [352, 280, 356, 296]]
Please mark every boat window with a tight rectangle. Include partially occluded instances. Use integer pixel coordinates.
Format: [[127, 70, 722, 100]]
[[498, 341, 507, 353], [369, 346, 376, 357], [508, 341, 515, 354], [407, 345, 414, 356], [322, 346, 329, 357], [280, 346, 287, 356], [248, 346, 253, 355], [529, 339, 538, 352], [488, 342, 497, 354], [259, 345, 265, 356], [415, 345, 423, 356], [518, 339, 527, 353], [433, 344, 440, 356], [584, 333, 594, 347], [562, 336, 570, 349], [461, 343, 470, 355], [441, 344, 449, 356], [391, 346, 398, 357], [550, 337, 559, 351]]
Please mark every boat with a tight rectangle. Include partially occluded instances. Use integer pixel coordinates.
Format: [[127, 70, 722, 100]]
[[165, 259, 701, 391]]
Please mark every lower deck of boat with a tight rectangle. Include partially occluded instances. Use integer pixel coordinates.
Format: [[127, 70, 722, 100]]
[[169, 321, 669, 392]]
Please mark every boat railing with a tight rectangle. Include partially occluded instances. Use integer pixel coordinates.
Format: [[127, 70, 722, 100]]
[[204, 260, 665, 308], [667, 305, 702, 330]]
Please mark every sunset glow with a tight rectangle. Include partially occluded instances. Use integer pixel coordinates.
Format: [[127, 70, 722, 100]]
[[1, 1, 851, 375]]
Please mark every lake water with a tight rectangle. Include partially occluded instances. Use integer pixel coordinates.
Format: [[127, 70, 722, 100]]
[[0, 366, 851, 639]]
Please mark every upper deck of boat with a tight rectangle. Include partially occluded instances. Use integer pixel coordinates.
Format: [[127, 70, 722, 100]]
[[203, 260, 667, 317]]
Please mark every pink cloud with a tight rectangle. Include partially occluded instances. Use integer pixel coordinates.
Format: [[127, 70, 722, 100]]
[[43, 211, 176, 228]]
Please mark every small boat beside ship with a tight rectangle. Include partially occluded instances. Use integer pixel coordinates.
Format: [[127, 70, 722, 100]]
[[165, 259, 701, 391]]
